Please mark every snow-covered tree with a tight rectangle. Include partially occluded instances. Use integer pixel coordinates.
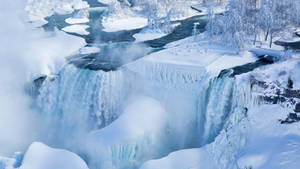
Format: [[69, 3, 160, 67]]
[[207, 0, 300, 50]]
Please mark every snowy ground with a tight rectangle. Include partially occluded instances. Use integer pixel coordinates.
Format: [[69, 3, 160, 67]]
[[129, 36, 256, 76], [238, 105, 300, 169]]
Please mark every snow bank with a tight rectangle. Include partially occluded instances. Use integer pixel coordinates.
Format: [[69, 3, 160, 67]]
[[140, 148, 216, 169], [139, 37, 256, 75], [19, 142, 89, 169], [248, 58, 300, 89], [238, 105, 300, 169]]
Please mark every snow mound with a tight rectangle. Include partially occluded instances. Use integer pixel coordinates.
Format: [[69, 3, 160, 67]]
[[238, 105, 300, 169], [140, 148, 216, 169], [88, 96, 166, 145], [87, 96, 167, 169], [19, 142, 89, 169]]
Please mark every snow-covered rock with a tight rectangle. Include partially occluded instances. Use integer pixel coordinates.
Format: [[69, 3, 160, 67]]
[[19, 142, 89, 169]]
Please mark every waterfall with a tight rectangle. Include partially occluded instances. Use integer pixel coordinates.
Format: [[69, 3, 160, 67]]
[[35, 64, 127, 149], [33, 59, 258, 169], [203, 76, 259, 169]]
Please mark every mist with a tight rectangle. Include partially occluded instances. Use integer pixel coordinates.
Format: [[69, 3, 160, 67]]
[[0, 0, 85, 156]]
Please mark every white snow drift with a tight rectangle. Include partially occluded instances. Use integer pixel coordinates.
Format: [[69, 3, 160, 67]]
[[19, 142, 89, 169]]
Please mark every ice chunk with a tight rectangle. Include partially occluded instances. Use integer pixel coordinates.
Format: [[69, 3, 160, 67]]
[[62, 25, 90, 35], [78, 46, 101, 55], [102, 16, 148, 32], [19, 142, 89, 169], [65, 18, 89, 24], [133, 31, 168, 42]]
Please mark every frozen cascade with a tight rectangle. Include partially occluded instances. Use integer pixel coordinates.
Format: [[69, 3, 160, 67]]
[[84, 60, 258, 169], [204, 76, 258, 169], [199, 77, 236, 145], [36, 64, 127, 149], [138, 76, 258, 169], [33, 53, 258, 169]]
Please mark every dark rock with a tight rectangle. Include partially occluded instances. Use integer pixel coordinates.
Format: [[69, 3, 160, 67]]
[[288, 77, 294, 89], [33, 76, 47, 89], [25, 75, 47, 98], [280, 112, 300, 124], [145, 15, 207, 48], [260, 95, 286, 104], [69, 42, 152, 71], [295, 31, 300, 38], [250, 75, 268, 89], [283, 89, 300, 99], [191, 6, 203, 13], [295, 103, 300, 112], [218, 55, 277, 78], [274, 40, 300, 50]]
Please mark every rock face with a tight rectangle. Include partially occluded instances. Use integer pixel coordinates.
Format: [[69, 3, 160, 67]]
[[279, 112, 300, 124], [295, 103, 300, 112], [274, 40, 300, 50], [25, 75, 47, 98], [250, 76, 300, 124], [218, 55, 277, 78]]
